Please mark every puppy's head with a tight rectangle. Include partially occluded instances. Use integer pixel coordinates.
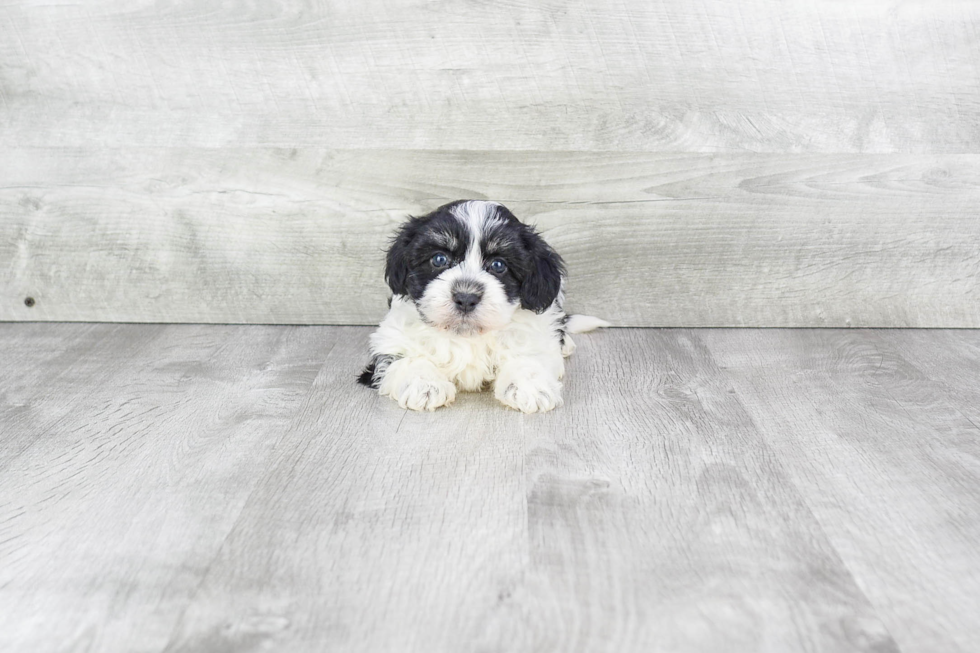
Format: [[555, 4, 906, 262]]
[[385, 200, 565, 334]]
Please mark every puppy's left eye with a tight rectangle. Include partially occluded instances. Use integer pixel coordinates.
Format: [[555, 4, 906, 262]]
[[489, 258, 507, 274]]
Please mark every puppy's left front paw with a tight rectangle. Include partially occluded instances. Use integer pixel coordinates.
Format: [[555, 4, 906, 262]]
[[495, 376, 563, 414]]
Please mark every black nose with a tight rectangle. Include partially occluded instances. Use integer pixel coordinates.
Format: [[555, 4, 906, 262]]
[[452, 291, 481, 314]]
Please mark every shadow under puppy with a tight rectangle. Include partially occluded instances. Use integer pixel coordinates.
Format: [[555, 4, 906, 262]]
[[359, 200, 607, 413]]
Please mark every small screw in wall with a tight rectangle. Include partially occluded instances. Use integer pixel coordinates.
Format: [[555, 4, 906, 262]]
[[24, 297, 35, 308]]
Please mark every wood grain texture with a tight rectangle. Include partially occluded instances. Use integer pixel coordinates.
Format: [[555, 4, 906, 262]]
[[1, 0, 978, 153], [870, 329, 980, 427], [5, 324, 980, 651], [163, 328, 897, 653], [3, 0, 979, 326], [702, 329, 980, 653], [511, 329, 896, 652], [3, 148, 980, 326], [0, 323, 330, 651], [162, 334, 531, 653]]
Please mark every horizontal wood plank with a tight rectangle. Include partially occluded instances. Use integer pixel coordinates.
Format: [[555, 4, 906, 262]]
[[3, 148, 980, 326], [0, 0, 978, 152]]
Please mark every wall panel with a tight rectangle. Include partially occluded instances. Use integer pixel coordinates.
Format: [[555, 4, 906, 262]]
[[3, 149, 978, 326], [2, 1, 979, 325]]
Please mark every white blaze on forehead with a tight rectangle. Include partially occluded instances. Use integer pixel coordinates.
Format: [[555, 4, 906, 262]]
[[449, 200, 501, 235], [450, 201, 503, 272]]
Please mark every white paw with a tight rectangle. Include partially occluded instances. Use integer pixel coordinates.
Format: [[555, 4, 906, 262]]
[[561, 333, 576, 358], [397, 376, 457, 412], [496, 376, 563, 414]]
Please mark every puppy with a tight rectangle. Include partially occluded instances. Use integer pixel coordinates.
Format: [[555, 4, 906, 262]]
[[358, 200, 607, 413]]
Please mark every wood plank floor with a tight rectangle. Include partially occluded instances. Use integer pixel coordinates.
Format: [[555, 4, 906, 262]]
[[1, 324, 978, 653]]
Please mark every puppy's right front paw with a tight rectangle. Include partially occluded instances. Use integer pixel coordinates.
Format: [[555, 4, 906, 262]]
[[396, 377, 457, 411]]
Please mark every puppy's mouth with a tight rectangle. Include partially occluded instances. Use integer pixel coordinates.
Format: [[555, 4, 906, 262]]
[[441, 316, 487, 335], [414, 302, 489, 334]]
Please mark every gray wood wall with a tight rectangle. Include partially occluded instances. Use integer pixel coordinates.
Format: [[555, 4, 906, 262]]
[[2, 1, 978, 326]]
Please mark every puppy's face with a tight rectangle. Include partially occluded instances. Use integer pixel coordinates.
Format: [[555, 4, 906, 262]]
[[385, 201, 565, 334]]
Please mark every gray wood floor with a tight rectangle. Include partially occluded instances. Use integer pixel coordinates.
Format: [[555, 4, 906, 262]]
[[1, 324, 978, 653]]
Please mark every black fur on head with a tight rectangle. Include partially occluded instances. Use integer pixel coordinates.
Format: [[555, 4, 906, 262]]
[[515, 224, 566, 313], [384, 214, 426, 297], [384, 200, 565, 314]]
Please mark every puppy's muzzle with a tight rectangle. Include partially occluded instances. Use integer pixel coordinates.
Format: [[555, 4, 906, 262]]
[[451, 281, 484, 315], [452, 291, 481, 314]]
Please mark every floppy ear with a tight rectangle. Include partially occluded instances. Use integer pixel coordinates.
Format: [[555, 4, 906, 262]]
[[519, 227, 566, 313], [384, 217, 422, 296]]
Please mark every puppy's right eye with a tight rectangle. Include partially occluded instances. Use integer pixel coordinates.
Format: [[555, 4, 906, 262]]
[[430, 252, 450, 268]]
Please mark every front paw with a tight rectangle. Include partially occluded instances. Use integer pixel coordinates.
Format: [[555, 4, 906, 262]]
[[496, 376, 563, 413], [397, 376, 457, 412]]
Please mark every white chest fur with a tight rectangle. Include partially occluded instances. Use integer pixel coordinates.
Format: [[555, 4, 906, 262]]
[[370, 296, 566, 392]]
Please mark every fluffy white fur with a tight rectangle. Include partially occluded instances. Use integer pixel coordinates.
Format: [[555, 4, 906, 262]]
[[565, 314, 611, 334], [371, 296, 570, 412]]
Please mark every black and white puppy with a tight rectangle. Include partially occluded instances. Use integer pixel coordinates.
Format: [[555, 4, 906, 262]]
[[359, 200, 607, 413]]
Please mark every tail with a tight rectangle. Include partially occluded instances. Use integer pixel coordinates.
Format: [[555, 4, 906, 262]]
[[564, 314, 611, 334]]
